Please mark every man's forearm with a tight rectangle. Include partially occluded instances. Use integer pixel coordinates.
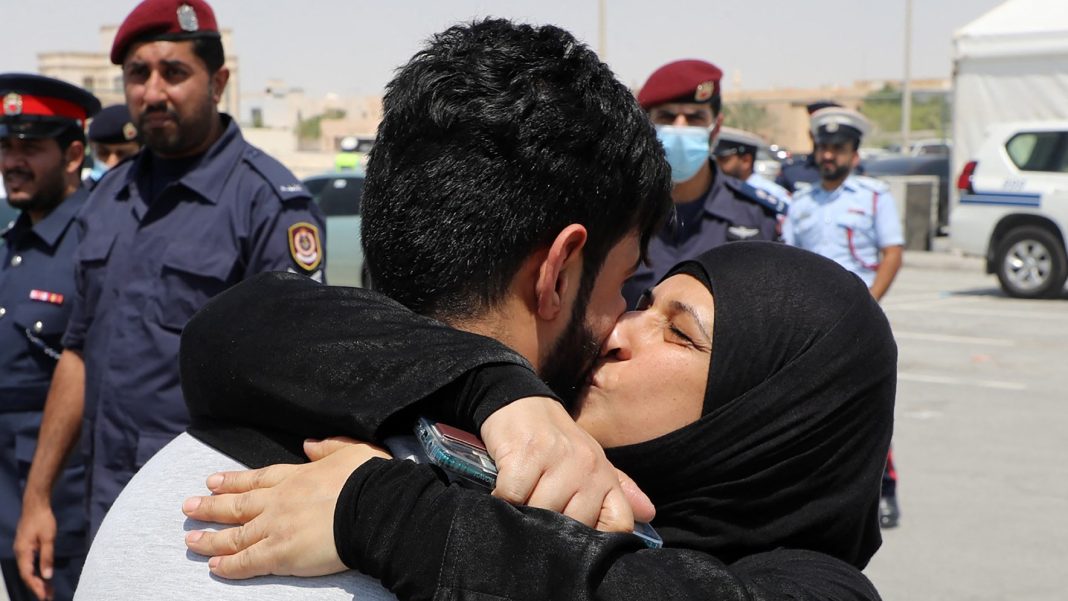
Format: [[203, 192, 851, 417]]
[[870, 245, 903, 302], [23, 349, 86, 504]]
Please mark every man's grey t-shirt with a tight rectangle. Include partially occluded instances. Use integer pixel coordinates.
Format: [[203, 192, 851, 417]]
[[75, 432, 397, 600]]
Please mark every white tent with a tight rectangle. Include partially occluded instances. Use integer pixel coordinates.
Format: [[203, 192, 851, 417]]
[[952, 0, 1068, 189]]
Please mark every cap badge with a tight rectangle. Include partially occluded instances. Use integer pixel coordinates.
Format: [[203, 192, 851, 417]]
[[3, 93, 23, 116], [826, 122, 839, 133], [694, 81, 715, 102], [122, 122, 138, 141], [177, 4, 199, 32]]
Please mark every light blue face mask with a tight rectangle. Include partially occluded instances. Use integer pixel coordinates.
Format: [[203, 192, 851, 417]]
[[88, 163, 108, 182], [656, 125, 712, 183]]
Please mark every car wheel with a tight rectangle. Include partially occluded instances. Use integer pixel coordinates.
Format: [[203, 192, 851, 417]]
[[994, 226, 1068, 299]]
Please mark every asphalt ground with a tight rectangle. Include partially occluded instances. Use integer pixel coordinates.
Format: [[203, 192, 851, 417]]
[[864, 250, 1068, 600]]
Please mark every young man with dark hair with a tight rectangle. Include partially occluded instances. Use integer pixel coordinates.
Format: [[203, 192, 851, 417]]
[[74, 18, 672, 598], [0, 73, 99, 601], [624, 59, 785, 307], [15, 0, 327, 591]]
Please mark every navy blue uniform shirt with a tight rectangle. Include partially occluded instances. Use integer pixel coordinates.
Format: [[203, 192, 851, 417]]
[[623, 161, 782, 308], [61, 115, 326, 534], [776, 153, 821, 195], [1, 188, 87, 559]]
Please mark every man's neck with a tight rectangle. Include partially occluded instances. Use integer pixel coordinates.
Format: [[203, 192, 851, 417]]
[[821, 173, 849, 192], [671, 161, 713, 204], [26, 178, 80, 225], [447, 308, 540, 372]]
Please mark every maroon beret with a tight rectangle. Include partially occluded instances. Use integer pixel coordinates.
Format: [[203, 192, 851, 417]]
[[111, 0, 220, 65], [637, 59, 723, 110]]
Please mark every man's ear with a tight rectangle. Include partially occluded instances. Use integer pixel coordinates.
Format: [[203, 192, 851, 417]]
[[210, 67, 230, 104], [63, 140, 85, 177], [534, 224, 588, 322]]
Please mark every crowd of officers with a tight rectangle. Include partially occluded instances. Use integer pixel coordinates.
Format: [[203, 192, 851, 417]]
[[0, 0, 904, 599]]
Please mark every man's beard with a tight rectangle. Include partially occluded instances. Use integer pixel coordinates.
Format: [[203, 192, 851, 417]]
[[139, 91, 215, 157], [820, 161, 850, 182], [3, 165, 67, 215], [541, 285, 602, 408]]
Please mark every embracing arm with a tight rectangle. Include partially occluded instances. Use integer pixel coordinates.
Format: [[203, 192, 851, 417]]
[[338, 460, 880, 601]]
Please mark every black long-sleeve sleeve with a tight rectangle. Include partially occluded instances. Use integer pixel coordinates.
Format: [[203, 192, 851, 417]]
[[335, 459, 882, 601], [180, 272, 558, 467]]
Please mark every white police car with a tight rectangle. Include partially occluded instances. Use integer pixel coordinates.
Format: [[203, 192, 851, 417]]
[[951, 122, 1068, 298]]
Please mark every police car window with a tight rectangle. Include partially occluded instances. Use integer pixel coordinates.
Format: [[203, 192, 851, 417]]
[[1005, 132, 1067, 172], [316, 177, 364, 216]]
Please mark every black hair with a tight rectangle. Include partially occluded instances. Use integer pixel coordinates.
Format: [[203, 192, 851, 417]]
[[192, 36, 225, 74], [710, 94, 722, 118], [55, 124, 87, 168], [361, 18, 672, 321]]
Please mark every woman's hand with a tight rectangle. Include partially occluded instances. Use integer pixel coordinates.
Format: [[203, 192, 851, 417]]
[[182, 437, 389, 579]]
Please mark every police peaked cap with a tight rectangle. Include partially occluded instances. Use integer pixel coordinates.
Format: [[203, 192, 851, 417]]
[[0, 73, 101, 140], [810, 107, 871, 145], [637, 59, 723, 110], [111, 0, 221, 65], [714, 127, 764, 157], [88, 104, 139, 144], [805, 100, 841, 115]]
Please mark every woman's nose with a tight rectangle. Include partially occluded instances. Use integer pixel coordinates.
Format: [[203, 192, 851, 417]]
[[599, 312, 637, 361]]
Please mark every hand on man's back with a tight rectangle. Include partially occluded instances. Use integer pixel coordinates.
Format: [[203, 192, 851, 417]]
[[481, 396, 656, 531]]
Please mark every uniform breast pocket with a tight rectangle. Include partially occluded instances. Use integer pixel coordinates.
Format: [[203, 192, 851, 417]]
[[75, 232, 116, 318], [153, 243, 237, 332], [11, 302, 70, 357]]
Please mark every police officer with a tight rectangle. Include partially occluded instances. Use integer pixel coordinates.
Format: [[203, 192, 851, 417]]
[[624, 59, 784, 307], [85, 104, 141, 185], [15, 0, 327, 586], [776, 100, 841, 194], [781, 106, 903, 528], [0, 73, 100, 601], [714, 126, 792, 207]]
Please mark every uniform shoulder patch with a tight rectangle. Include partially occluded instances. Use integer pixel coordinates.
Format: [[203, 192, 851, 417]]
[[243, 147, 311, 203], [852, 175, 889, 193], [724, 177, 788, 215], [288, 222, 323, 272]]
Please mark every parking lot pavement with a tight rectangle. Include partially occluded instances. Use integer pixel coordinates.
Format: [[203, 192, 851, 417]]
[[864, 250, 1068, 600]]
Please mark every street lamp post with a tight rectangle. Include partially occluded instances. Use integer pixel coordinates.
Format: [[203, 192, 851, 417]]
[[901, 0, 913, 151]]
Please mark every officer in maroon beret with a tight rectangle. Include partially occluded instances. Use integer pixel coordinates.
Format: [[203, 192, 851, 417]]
[[622, 59, 785, 308], [15, 2, 327, 589]]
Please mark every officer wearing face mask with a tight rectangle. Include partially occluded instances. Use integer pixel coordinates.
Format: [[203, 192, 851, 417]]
[[623, 60, 784, 308], [85, 105, 141, 187]]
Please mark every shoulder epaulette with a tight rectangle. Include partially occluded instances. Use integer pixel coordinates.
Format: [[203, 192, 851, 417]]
[[242, 147, 310, 202], [724, 177, 788, 215], [852, 175, 889, 194]]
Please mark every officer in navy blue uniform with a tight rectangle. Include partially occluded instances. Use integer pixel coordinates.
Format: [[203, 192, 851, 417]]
[[16, 0, 327, 586], [624, 59, 784, 307], [776, 101, 841, 195], [84, 104, 141, 187], [1, 73, 100, 601]]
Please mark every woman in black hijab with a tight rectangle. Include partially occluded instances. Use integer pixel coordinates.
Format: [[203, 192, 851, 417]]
[[183, 242, 895, 600]]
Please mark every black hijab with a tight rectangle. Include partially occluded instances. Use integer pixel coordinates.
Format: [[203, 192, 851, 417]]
[[604, 241, 896, 570]]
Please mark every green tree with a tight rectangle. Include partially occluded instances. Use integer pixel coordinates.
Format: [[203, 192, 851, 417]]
[[723, 101, 771, 132], [860, 84, 949, 137], [297, 108, 347, 141]]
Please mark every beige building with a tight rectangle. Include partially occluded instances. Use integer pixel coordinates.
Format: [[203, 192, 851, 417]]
[[722, 78, 951, 151], [38, 25, 240, 116]]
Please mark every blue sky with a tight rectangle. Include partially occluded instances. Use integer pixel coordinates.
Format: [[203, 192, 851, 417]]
[[2, 0, 1005, 96]]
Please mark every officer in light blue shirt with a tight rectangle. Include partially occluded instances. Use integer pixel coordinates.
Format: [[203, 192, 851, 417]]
[[714, 126, 792, 208], [782, 107, 903, 296], [781, 106, 904, 530]]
